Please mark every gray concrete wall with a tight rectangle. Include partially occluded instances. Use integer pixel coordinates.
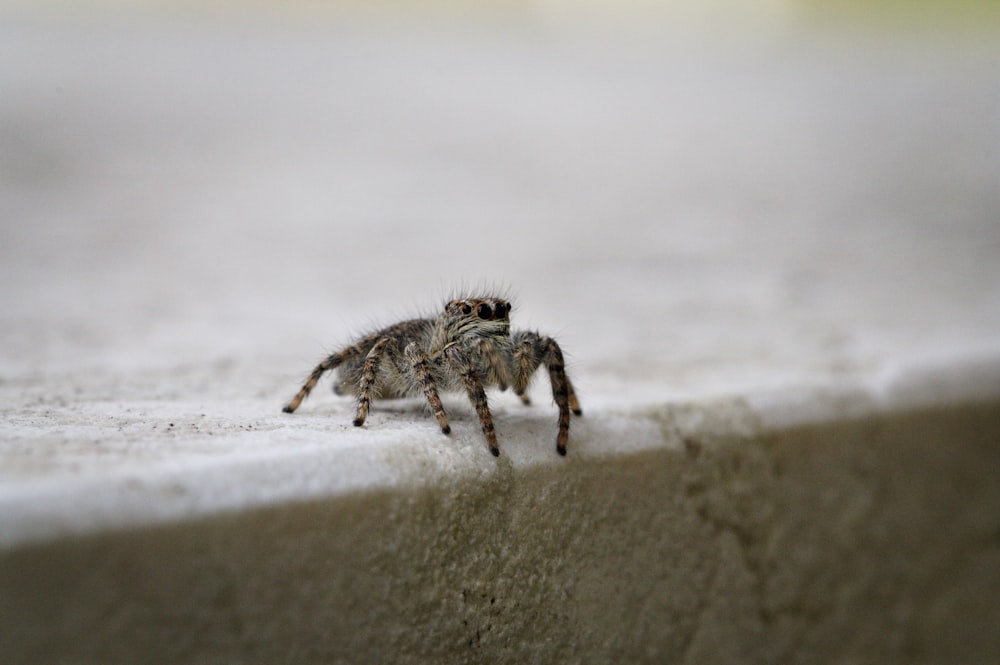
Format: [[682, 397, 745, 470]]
[[4, 402, 999, 664]]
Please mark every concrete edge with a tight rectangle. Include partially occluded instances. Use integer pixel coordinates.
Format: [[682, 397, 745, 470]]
[[2, 348, 999, 550]]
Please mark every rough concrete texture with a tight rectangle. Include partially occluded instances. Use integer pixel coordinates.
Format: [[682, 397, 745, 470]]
[[2, 7, 1000, 664]]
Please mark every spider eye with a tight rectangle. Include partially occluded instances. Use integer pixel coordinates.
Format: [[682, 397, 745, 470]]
[[494, 302, 507, 318], [461, 303, 473, 315], [477, 303, 493, 319]]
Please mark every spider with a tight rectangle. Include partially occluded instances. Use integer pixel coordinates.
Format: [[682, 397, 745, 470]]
[[282, 295, 582, 456]]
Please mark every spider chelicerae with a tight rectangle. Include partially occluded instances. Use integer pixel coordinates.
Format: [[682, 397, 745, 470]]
[[282, 295, 582, 456]]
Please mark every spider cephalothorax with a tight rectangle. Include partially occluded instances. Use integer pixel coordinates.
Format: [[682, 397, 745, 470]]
[[282, 295, 581, 456]]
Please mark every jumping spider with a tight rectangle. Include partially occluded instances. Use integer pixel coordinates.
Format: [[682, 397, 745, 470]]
[[282, 296, 582, 456]]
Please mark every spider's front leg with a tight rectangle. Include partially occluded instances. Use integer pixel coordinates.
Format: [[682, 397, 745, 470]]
[[402, 342, 451, 435], [445, 344, 500, 457], [512, 331, 582, 456]]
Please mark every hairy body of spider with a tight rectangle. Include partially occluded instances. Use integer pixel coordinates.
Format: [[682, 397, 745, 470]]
[[282, 296, 582, 456]]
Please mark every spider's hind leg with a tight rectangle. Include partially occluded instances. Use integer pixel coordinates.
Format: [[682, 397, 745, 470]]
[[283, 347, 358, 413]]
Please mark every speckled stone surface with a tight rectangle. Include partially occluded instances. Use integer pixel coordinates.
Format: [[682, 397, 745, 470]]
[[1, 8, 999, 663]]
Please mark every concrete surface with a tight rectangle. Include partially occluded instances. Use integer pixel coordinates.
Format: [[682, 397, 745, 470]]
[[2, 7, 1000, 664]]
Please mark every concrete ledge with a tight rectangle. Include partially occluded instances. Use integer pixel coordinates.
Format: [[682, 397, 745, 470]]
[[3, 399, 999, 664]]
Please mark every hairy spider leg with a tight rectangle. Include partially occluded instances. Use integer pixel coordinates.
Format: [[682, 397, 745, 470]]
[[511, 332, 582, 456], [446, 344, 500, 456], [539, 336, 575, 455], [353, 336, 392, 427], [283, 345, 362, 413], [402, 341, 451, 435]]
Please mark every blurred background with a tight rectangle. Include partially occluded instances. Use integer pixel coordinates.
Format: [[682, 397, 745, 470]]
[[1, 0, 998, 402]]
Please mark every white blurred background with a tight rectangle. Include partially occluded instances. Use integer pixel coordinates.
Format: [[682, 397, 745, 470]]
[[1, 1, 998, 401]]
